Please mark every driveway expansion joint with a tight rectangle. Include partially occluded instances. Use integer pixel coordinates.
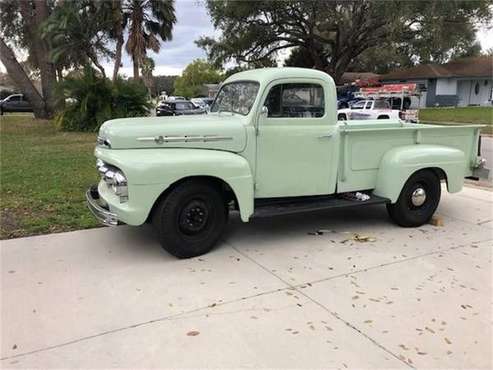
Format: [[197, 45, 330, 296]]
[[228, 242, 416, 369]]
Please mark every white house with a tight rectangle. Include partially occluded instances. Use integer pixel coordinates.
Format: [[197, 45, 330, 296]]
[[381, 56, 493, 107]]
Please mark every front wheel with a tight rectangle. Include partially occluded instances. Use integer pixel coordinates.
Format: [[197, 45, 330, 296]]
[[386, 169, 441, 227], [152, 180, 228, 258]]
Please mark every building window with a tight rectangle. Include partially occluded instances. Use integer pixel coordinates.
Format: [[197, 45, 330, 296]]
[[474, 82, 480, 95]]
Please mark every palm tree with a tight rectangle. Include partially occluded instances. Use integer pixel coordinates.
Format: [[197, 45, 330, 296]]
[[140, 56, 155, 96], [124, 0, 176, 79], [110, 0, 125, 81]]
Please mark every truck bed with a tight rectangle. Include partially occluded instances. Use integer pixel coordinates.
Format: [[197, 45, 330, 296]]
[[336, 120, 482, 193]]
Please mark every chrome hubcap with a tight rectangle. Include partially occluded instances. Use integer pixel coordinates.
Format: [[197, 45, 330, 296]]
[[411, 188, 427, 207]]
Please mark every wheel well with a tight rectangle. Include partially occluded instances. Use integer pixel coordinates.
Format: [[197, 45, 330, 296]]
[[147, 176, 239, 223], [377, 115, 389, 119], [410, 167, 447, 183]]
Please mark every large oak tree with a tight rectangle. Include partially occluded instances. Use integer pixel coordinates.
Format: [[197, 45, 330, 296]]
[[0, 0, 58, 118], [197, 0, 492, 83]]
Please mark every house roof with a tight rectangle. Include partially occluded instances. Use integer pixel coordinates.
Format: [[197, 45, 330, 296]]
[[381, 56, 493, 80], [340, 72, 381, 84]]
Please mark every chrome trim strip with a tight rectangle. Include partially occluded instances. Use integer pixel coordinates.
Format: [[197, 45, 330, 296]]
[[137, 135, 233, 144]]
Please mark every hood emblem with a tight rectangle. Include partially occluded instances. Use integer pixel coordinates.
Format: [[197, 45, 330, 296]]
[[137, 135, 233, 144]]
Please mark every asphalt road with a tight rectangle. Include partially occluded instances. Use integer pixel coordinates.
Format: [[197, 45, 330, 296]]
[[1, 186, 492, 369]]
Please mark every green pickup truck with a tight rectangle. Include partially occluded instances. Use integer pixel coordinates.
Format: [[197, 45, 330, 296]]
[[87, 67, 486, 258]]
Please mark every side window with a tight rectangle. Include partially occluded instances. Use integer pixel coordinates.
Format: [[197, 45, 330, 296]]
[[264, 83, 324, 118], [374, 100, 390, 109], [365, 101, 373, 109], [8, 95, 21, 102]]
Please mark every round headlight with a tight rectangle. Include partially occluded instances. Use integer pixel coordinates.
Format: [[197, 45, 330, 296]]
[[104, 170, 115, 184], [111, 171, 128, 198]]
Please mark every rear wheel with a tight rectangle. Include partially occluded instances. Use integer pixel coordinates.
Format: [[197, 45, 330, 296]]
[[377, 115, 389, 119], [338, 114, 347, 120], [152, 180, 228, 258], [386, 169, 441, 227]]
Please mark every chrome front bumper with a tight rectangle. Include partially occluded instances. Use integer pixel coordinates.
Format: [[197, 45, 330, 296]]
[[86, 185, 119, 226]]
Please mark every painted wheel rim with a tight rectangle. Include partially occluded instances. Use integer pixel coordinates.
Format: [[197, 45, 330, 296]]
[[178, 200, 209, 235]]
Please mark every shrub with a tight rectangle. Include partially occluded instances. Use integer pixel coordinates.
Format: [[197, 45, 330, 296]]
[[56, 65, 151, 131]]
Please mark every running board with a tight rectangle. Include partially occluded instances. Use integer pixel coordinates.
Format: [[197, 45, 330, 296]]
[[252, 194, 389, 218]]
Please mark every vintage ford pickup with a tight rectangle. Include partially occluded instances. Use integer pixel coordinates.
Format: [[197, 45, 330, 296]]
[[87, 67, 486, 258]]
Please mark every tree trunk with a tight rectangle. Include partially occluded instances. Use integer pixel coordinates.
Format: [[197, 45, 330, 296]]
[[0, 37, 48, 118], [112, 0, 124, 81], [19, 0, 58, 118], [88, 51, 107, 78], [133, 56, 140, 79], [113, 34, 124, 81]]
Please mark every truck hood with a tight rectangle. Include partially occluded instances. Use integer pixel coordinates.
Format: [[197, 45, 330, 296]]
[[98, 113, 247, 152]]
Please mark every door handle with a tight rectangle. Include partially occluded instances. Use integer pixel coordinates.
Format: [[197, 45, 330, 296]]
[[318, 134, 333, 139]]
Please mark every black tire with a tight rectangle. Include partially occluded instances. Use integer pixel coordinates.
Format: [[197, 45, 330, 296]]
[[338, 114, 347, 120], [377, 115, 389, 119], [386, 169, 441, 227], [152, 180, 228, 258]]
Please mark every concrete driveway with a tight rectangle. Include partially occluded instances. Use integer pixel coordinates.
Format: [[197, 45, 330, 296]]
[[1, 186, 492, 369]]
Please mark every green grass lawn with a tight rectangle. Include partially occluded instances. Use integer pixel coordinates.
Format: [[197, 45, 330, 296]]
[[0, 115, 100, 239], [419, 107, 493, 134]]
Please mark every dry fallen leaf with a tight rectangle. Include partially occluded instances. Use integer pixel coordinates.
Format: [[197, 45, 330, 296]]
[[429, 216, 444, 227]]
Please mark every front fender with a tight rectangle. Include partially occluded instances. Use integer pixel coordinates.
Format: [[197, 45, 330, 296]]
[[95, 148, 254, 224], [373, 145, 466, 203]]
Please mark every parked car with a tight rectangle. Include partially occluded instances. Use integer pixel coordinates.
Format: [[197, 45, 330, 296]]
[[337, 99, 400, 120], [156, 100, 206, 116], [0, 94, 32, 115], [166, 96, 186, 101], [87, 67, 487, 258], [190, 97, 207, 109], [337, 100, 349, 109]]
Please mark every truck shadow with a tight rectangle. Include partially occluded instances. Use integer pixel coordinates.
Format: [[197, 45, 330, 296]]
[[109, 204, 390, 259], [223, 204, 390, 244]]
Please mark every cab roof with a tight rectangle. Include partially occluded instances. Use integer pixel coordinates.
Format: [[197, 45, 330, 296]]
[[225, 67, 335, 86]]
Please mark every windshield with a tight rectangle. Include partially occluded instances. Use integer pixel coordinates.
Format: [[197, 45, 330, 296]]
[[351, 101, 366, 109], [210, 81, 259, 115]]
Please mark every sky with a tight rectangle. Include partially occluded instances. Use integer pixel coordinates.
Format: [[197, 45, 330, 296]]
[[1, 0, 493, 76], [102, 0, 217, 77]]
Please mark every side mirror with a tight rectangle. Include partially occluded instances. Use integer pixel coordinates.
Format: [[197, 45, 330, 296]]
[[260, 105, 269, 116]]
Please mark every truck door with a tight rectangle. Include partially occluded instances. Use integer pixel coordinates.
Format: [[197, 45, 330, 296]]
[[255, 80, 338, 198]]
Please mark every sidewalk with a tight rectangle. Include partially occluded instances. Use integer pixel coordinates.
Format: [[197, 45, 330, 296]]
[[1, 187, 492, 368]]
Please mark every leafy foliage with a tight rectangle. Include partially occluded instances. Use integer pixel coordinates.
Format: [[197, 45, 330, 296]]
[[55, 66, 150, 132], [174, 59, 223, 98], [198, 0, 493, 82], [41, 0, 115, 77], [152, 75, 178, 96]]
